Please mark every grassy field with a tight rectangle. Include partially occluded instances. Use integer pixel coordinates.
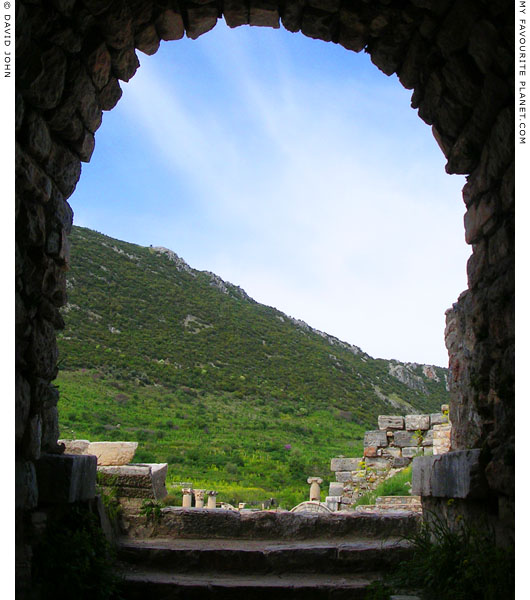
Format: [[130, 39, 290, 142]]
[[57, 369, 365, 508]]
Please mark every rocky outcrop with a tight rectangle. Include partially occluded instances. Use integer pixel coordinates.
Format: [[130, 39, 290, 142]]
[[151, 246, 196, 276], [288, 317, 365, 356], [388, 363, 428, 394], [203, 271, 252, 301]]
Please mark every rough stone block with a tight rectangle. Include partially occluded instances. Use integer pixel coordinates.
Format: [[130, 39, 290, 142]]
[[59, 439, 91, 454], [20, 201, 46, 247], [111, 46, 139, 82], [73, 128, 96, 163], [434, 442, 451, 455], [364, 430, 388, 448], [45, 141, 81, 197], [393, 430, 417, 447], [186, 4, 218, 39], [378, 415, 404, 430], [363, 446, 378, 458], [15, 144, 53, 204], [155, 9, 184, 41], [23, 46, 67, 110], [325, 496, 341, 511], [135, 23, 160, 55], [301, 7, 337, 42], [328, 482, 344, 496], [380, 446, 402, 459], [307, 0, 340, 11], [88, 441, 138, 465], [82, 0, 113, 16], [364, 458, 390, 471], [25, 414, 42, 461], [348, 475, 366, 485], [35, 453, 97, 503], [15, 91, 24, 133], [430, 412, 448, 426], [405, 414, 430, 431], [223, 0, 249, 28], [249, 1, 280, 28], [15, 460, 38, 509], [335, 471, 354, 483], [72, 69, 103, 133], [421, 430, 434, 446], [98, 463, 168, 500], [330, 457, 362, 472], [464, 193, 497, 244], [402, 446, 423, 458], [46, 95, 84, 142], [24, 111, 52, 164], [29, 318, 58, 381], [85, 41, 112, 90], [433, 424, 451, 435], [281, 0, 305, 32], [99, 77, 122, 111], [338, 23, 367, 53], [412, 450, 488, 498], [99, 1, 134, 49], [15, 375, 31, 447]]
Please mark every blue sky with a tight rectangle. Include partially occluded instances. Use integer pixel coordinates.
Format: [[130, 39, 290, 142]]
[[71, 21, 471, 367]]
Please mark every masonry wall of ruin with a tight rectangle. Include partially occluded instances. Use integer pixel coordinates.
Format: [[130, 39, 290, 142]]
[[15, 0, 514, 595], [328, 407, 451, 508]]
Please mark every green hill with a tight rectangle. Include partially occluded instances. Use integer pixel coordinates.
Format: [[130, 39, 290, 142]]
[[56, 225, 449, 508]]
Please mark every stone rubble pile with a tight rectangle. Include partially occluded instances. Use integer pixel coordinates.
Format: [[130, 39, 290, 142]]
[[326, 406, 451, 511]]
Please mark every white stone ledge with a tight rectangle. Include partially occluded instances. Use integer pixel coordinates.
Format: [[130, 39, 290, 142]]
[[59, 439, 138, 465], [97, 462, 168, 500], [411, 449, 488, 499]]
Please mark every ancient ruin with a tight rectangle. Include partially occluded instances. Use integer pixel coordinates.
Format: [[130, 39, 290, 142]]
[[15, 0, 514, 596], [326, 406, 451, 510]]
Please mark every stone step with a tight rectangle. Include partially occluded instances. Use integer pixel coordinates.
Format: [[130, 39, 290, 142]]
[[355, 505, 422, 515], [354, 496, 422, 514], [121, 506, 420, 540], [118, 537, 414, 576], [118, 568, 384, 599], [375, 496, 421, 507]]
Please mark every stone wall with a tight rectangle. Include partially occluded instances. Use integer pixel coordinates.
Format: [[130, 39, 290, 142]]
[[365, 408, 451, 460], [15, 0, 514, 595], [327, 406, 451, 508]]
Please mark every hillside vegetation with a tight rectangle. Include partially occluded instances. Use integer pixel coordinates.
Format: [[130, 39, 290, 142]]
[[56, 226, 449, 507]]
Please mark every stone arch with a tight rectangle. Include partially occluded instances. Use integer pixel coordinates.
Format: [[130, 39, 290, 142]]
[[15, 0, 514, 593]]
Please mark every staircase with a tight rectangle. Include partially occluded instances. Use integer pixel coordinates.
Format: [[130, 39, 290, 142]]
[[115, 508, 420, 599]]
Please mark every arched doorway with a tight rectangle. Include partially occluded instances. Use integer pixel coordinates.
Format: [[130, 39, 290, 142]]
[[15, 0, 514, 594]]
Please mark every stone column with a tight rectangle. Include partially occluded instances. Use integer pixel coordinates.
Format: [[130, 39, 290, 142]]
[[207, 490, 218, 509], [194, 489, 205, 508], [182, 487, 193, 508], [307, 477, 323, 501]]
